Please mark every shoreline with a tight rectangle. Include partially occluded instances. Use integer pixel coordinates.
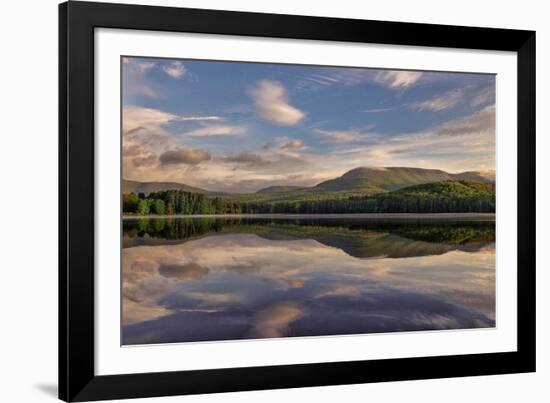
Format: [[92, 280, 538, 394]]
[[122, 213, 495, 221]]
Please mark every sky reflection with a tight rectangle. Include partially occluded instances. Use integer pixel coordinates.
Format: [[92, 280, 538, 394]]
[[122, 219, 495, 345]]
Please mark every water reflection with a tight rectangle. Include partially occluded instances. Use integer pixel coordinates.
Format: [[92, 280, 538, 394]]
[[122, 217, 495, 345]]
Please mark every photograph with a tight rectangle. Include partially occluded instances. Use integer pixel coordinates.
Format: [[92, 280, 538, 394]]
[[121, 57, 496, 345], [0, 0, 542, 401]]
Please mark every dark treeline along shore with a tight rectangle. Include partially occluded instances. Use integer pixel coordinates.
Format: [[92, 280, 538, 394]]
[[122, 181, 495, 215], [122, 167, 496, 215], [123, 216, 496, 252]]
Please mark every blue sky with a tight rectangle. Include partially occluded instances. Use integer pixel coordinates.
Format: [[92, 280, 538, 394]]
[[122, 56, 495, 193]]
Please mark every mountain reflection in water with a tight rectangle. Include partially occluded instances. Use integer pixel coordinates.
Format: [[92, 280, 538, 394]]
[[122, 217, 495, 345]]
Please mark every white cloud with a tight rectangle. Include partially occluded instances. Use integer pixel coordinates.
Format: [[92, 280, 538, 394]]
[[363, 108, 392, 113], [185, 124, 246, 137], [249, 80, 305, 126], [123, 106, 226, 134], [123, 143, 157, 167], [408, 89, 465, 112], [162, 61, 186, 79], [123, 106, 177, 134], [334, 106, 496, 172], [136, 61, 156, 74], [122, 106, 495, 191], [314, 128, 362, 143], [296, 68, 424, 91], [374, 70, 423, 88], [122, 57, 155, 74], [282, 139, 305, 149], [179, 116, 224, 121], [122, 59, 159, 97], [437, 105, 495, 136], [470, 86, 495, 107]]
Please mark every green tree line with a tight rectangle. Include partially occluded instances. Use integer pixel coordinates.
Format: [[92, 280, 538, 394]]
[[237, 195, 494, 214], [122, 181, 495, 215], [123, 191, 494, 215], [123, 190, 241, 215]]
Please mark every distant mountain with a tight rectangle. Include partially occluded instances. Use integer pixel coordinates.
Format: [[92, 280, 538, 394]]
[[476, 170, 496, 182], [314, 167, 491, 193], [451, 171, 495, 182], [123, 167, 494, 199], [256, 186, 305, 194], [122, 179, 207, 194]]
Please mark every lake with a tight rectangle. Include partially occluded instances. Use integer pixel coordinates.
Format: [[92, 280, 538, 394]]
[[122, 215, 495, 345]]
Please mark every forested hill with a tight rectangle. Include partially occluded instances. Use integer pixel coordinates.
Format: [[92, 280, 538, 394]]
[[123, 180, 495, 215], [313, 167, 491, 193], [239, 180, 495, 214], [391, 180, 495, 198], [124, 167, 494, 198], [122, 167, 496, 215]]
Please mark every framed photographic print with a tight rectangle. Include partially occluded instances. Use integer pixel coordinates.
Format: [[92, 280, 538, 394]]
[[59, 1, 536, 401]]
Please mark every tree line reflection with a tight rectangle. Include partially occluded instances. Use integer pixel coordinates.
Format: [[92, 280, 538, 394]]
[[123, 216, 495, 251]]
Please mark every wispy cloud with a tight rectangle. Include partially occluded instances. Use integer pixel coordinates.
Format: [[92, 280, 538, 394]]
[[135, 61, 155, 74], [123, 106, 177, 134], [185, 124, 246, 137], [122, 57, 495, 191], [470, 86, 495, 108], [122, 106, 181, 178], [250, 302, 302, 338], [363, 108, 392, 113], [123, 143, 158, 167], [314, 128, 362, 143], [249, 80, 305, 126], [122, 59, 159, 98], [162, 61, 186, 79], [315, 284, 362, 298], [375, 70, 423, 89], [223, 152, 268, 167], [408, 89, 465, 112], [123, 106, 495, 191], [281, 139, 305, 149], [179, 116, 224, 121], [437, 105, 495, 136], [124, 107, 495, 192], [221, 150, 309, 175], [296, 68, 423, 91], [123, 106, 224, 133], [313, 129, 378, 143], [123, 58, 191, 98], [122, 57, 155, 74], [186, 291, 243, 305], [159, 148, 211, 165], [338, 106, 496, 171]]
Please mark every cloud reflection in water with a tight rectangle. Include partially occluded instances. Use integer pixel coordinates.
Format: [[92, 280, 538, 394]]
[[122, 218, 495, 345]]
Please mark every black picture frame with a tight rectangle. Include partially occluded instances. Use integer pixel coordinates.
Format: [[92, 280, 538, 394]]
[[59, 1, 536, 401]]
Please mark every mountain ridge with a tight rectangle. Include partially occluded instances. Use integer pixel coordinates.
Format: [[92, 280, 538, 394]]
[[313, 167, 491, 193], [124, 167, 494, 196], [122, 179, 207, 195]]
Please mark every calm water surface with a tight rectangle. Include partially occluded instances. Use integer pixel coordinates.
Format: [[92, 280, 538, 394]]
[[122, 216, 495, 345]]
